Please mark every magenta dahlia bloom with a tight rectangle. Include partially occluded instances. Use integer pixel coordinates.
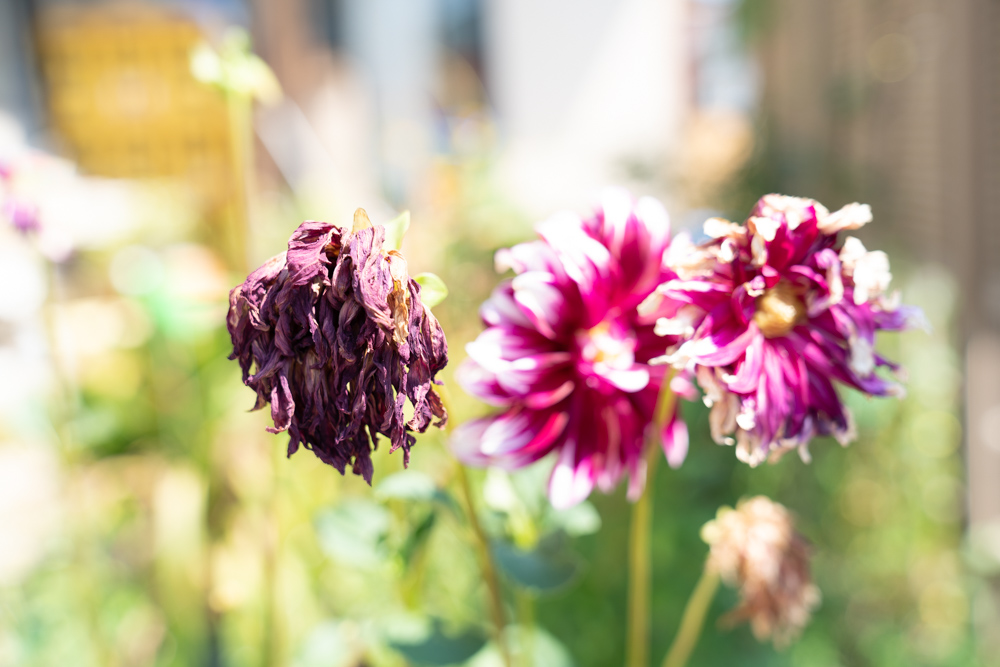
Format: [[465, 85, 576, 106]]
[[453, 190, 691, 508], [647, 194, 922, 465], [228, 210, 448, 482]]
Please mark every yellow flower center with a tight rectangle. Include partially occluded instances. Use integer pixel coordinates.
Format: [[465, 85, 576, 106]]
[[578, 321, 635, 369], [753, 281, 806, 338]]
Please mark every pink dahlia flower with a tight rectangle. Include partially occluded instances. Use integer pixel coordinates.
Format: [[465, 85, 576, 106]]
[[453, 190, 691, 509], [646, 194, 923, 465]]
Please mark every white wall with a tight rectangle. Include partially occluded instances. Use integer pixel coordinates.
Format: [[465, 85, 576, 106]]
[[484, 0, 690, 216]]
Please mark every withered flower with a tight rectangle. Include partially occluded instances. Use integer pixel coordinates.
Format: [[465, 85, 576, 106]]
[[701, 496, 820, 647], [227, 209, 448, 483], [649, 194, 922, 466]]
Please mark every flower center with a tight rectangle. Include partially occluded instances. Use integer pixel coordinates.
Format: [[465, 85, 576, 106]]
[[753, 281, 806, 338], [577, 321, 636, 370]]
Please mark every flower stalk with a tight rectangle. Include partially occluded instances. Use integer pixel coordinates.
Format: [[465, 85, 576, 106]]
[[439, 387, 511, 667], [661, 566, 720, 667], [626, 372, 678, 667], [625, 448, 657, 667]]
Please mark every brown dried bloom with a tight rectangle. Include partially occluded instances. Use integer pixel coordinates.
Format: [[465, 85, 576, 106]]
[[701, 496, 820, 647]]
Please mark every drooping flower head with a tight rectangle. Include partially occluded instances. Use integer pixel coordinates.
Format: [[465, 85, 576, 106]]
[[453, 189, 692, 509], [227, 210, 448, 483], [702, 496, 820, 647], [646, 194, 922, 465]]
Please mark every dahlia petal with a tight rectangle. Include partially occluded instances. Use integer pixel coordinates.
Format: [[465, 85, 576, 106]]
[[873, 304, 926, 332], [684, 320, 758, 366], [727, 333, 764, 394], [464, 327, 559, 368], [481, 282, 534, 329], [454, 361, 512, 407], [819, 202, 871, 234], [536, 213, 613, 324], [511, 271, 570, 339], [548, 442, 596, 510], [266, 374, 294, 434], [596, 365, 650, 393], [449, 417, 495, 467], [461, 407, 570, 469], [286, 221, 338, 286], [662, 415, 689, 468], [495, 239, 564, 278]]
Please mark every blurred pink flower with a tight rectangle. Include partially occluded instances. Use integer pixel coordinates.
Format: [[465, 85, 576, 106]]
[[648, 194, 923, 465], [453, 190, 691, 509], [0, 161, 40, 234]]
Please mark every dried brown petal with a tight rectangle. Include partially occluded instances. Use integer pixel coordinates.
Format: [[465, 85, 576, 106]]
[[702, 496, 820, 647]]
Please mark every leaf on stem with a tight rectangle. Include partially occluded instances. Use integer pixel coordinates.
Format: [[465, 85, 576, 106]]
[[492, 531, 581, 592], [414, 273, 448, 308]]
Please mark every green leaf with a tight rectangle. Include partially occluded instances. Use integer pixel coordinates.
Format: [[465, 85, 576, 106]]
[[414, 273, 448, 308], [399, 510, 437, 565], [375, 470, 459, 513], [492, 532, 581, 593], [315, 499, 390, 568], [467, 626, 574, 667], [294, 621, 355, 667], [382, 210, 411, 251], [390, 620, 488, 666], [376, 470, 437, 501], [548, 501, 602, 536]]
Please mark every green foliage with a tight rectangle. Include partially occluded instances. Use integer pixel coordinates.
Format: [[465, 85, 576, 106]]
[[382, 211, 412, 252], [390, 620, 488, 666], [315, 500, 391, 567], [414, 273, 449, 308], [492, 532, 582, 593]]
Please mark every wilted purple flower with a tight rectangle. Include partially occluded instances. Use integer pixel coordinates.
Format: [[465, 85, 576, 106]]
[[648, 194, 922, 465], [227, 210, 448, 483], [453, 189, 692, 509], [702, 496, 820, 647]]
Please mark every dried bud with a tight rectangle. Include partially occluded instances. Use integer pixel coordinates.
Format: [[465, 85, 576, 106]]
[[701, 496, 820, 647], [227, 214, 448, 483]]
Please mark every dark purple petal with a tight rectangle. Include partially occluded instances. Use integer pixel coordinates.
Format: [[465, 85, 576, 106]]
[[227, 215, 449, 483]]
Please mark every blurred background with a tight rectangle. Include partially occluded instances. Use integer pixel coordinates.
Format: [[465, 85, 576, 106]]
[[0, 0, 998, 665]]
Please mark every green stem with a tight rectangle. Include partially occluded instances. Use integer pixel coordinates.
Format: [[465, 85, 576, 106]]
[[438, 387, 511, 667], [625, 371, 677, 667], [455, 465, 512, 667], [516, 590, 535, 667], [661, 566, 720, 667], [625, 453, 657, 667]]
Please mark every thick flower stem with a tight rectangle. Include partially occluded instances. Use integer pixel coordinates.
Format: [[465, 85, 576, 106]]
[[626, 451, 657, 667], [626, 373, 677, 667], [661, 566, 720, 667], [438, 387, 511, 667]]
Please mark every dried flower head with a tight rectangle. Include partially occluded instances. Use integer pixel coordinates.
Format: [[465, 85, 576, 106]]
[[702, 496, 820, 647], [648, 194, 923, 465], [227, 210, 448, 483]]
